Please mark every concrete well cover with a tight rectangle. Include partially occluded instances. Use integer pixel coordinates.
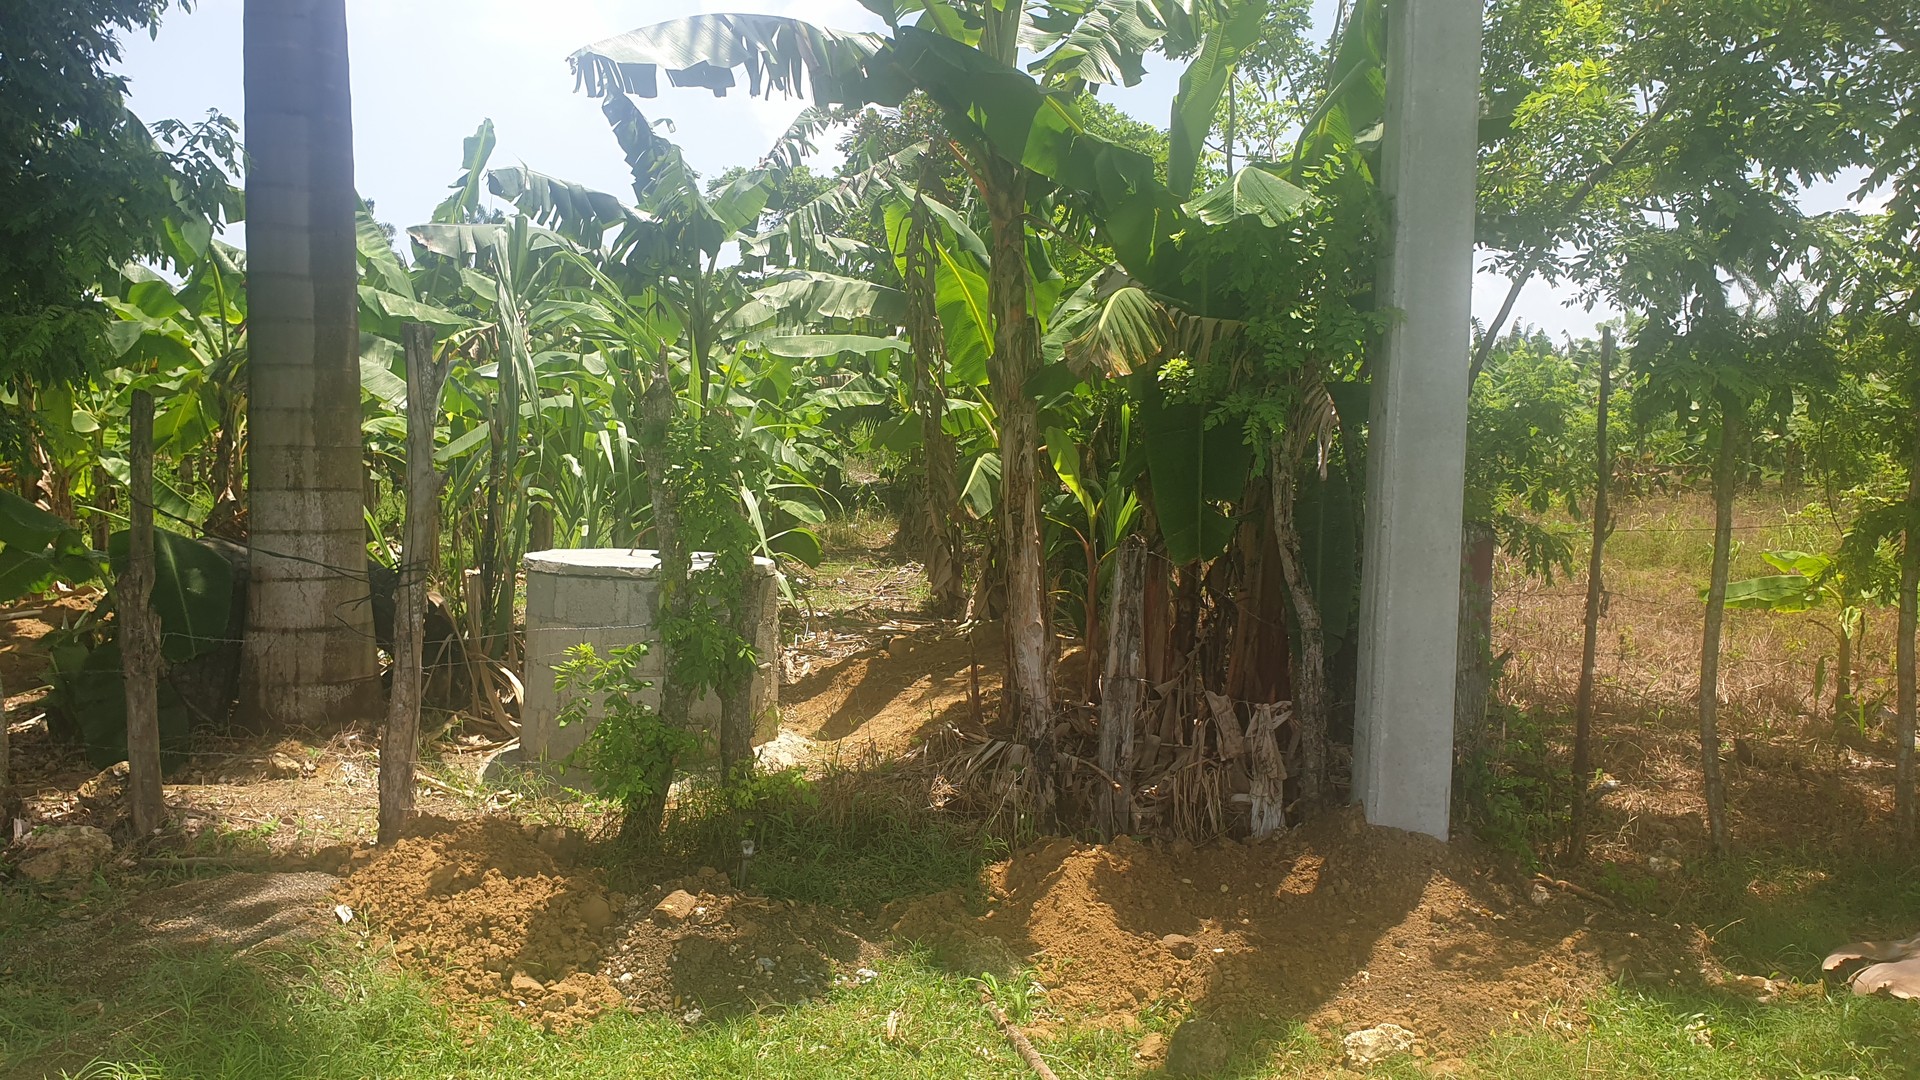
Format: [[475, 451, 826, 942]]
[[518, 548, 780, 785]]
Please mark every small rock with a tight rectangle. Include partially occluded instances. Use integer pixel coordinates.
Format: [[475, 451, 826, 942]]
[[535, 826, 581, 861], [1647, 855, 1682, 876], [1531, 883, 1552, 906], [577, 893, 614, 930], [76, 763, 129, 807], [510, 972, 543, 994], [1162, 934, 1200, 960], [1343, 1023, 1417, 1066], [1136, 1031, 1168, 1062], [266, 752, 307, 780], [651, 889, 700, 926], [14, 825, 114, 883], [1165, 1018, 1231, 1077]]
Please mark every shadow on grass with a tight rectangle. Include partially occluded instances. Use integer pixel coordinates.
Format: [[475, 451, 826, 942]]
[[614, 765, 1000, 916], [1672, 847, 1920, 980], [14, 941, 1152, 1080]]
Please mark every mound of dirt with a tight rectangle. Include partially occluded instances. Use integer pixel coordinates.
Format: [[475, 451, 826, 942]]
[[600, 867, 878, 1019], [338, 818, 879, 1027], [892, 808, 1683, 1051], [337, 817, 625, 1027]]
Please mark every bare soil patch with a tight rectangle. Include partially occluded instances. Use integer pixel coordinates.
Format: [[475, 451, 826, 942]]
[[893, 806, 1693, 1054], [125, 870, 341, 953], [337, 817, 627, 1028], [782, 625, 992, 757], [601, 867, 879, 1019], [335, 817, 879, 1029]]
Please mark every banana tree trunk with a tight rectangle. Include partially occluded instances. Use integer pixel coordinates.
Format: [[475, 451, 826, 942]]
[[240, 0, 381, 728], [1269, 444, 1329, 806], [1699, 406, 1738, 854], [983, 156, 1055, 811], [1096, 537, 1147, 837], [904, 194, 965, 618]]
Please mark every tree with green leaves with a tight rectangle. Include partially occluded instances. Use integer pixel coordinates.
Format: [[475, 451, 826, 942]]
[[566, 2, 1272, 814], [1824, 216, 1920, 845], [1633, 269, 1833, 853], [0, 1, 234, 385]]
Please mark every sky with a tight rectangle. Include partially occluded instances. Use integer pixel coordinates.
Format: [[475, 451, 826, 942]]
[[114, 1, 1879, 343]]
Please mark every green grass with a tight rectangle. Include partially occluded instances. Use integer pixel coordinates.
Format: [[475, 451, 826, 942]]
[[814, 508, 900, 558], [645, 769, 999, 914], [1674, 850, 1920, 981], [19, 942, 1915, 1080], [1472, 985, 1920, 1080], [6, 945, 1145, 1080]]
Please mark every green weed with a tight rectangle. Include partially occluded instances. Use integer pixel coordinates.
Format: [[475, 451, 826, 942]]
[[16, 945, 1132, 1080], [653, 767, 995, 913], [1474, 984, 1920, 1079]]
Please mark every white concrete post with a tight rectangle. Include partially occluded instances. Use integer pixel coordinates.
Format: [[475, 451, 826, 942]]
[[1353, 0, 1483, 840]]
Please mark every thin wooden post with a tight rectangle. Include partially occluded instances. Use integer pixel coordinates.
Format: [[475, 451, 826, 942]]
[[378, 325, 450, 846], [123, 388, 165, 836], [1896, 397, 1920, 847], [1569, 327, 1614, 861], [2, 671, 10, 799], [1699, 402, 1740, 854], [1096, 538, 1146, 838]]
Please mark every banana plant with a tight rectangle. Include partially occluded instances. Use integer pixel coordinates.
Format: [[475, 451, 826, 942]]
[[568, 2, 1261, 803], [1044, 409, 1141, 682], [1725, 548, 1878, 719]]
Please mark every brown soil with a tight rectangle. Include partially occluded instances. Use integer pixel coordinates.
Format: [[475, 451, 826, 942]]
[[892, 807, 1691, 1053], [600, 868, 879, 1018], [336, 817, 626, 1028], [336, 818, 878, 1028], [781, 626, 993, 757]]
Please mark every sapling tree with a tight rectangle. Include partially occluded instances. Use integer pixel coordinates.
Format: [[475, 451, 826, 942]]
[[1724, 549, 1877, 721], [1633, 273, 1833, 853], [554, 642, 696, 843], [1825, 218, 1920, 844]]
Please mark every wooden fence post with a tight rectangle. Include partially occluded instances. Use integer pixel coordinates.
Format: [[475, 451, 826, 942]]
[[378, 325, 450, 846], [1569, 327, 1614, 860], [123, 388, 165, 836]]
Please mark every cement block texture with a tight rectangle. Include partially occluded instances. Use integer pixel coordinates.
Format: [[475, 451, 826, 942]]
[[520, 549, 779, 779]]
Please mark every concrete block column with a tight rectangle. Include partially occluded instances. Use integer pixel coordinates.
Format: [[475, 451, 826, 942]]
[[1353, 0, 1484, 840]]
